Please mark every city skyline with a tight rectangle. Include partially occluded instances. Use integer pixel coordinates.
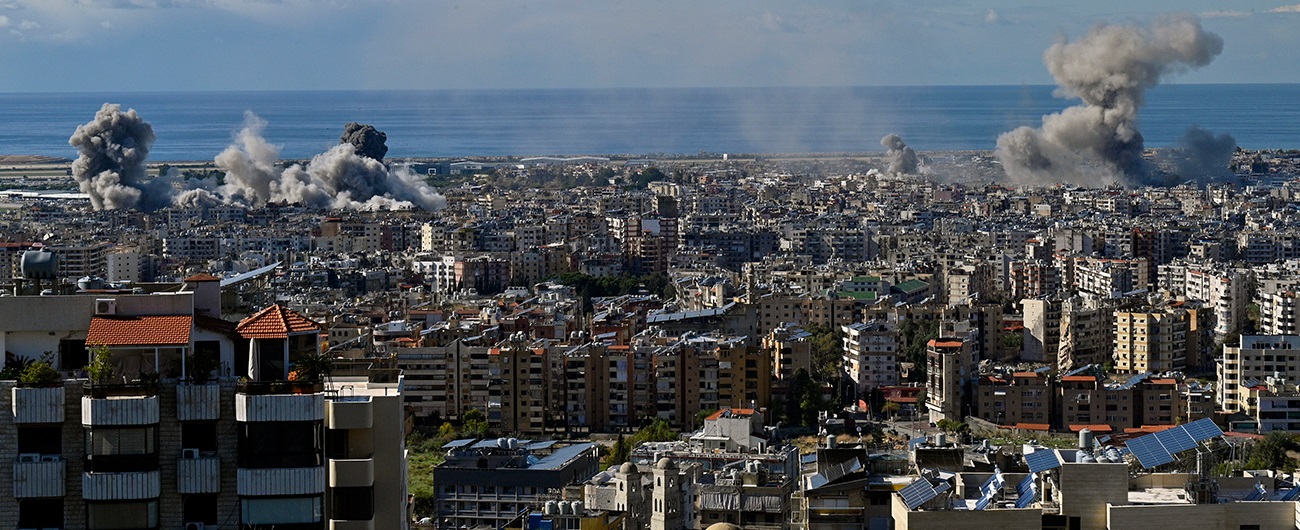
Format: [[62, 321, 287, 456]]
[[0, 1, 1298, 93]]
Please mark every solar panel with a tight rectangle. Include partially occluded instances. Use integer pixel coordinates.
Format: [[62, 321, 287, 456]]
[[1183, 418, 1224, 442], [1154, 427, 1198, 454], [899, 479, 939, 510], [975, 494, 992, 510], [907, 437, 927, 451], [1275, 485, 1300, 502], [980, 475, 997, 492], [934, 481, 951, 494], [1126, 434, 1174, 468], [1016, 475, 1035, 496], [1015, 481, 1038, 509], [1244, 483, 1267, 502], [1025, 450, 1062, 473]]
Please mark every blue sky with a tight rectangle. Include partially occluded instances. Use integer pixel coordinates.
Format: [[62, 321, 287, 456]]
[[0, 0, 1297, 92]]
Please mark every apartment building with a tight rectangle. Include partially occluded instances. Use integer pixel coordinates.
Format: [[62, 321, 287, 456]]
[[974, 370, 1052, 428], [0, 284, 408, 529], [1218, 335, 1300, 413], [433, 440, 600, 530], [925, 337, 975, 423], [1113, 307, 1190, 374], [841, 321, 900, 393], [765, 324, 813, 384]]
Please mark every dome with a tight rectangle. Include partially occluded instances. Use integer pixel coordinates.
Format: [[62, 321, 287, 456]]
[[619, 462, 638, 474], [656, 457, 675, 470], [705, 523, 742, 530]]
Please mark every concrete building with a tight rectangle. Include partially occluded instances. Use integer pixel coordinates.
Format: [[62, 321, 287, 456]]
[[925, 337, 975, 423], [841, 321, 900, 393], [433, 440, 600, 530], [1218, 335, 1300, 414]]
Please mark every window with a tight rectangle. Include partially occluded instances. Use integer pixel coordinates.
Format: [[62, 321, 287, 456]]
[[18, 424, 62, 455], [330, 486, 375, 520], [19, 498, 62, 528], [241, 496, 323, 525], [88, 500, 159, 530], [181, 422, 218, 454], [183, 494, 218, 525], [85, 426, 159, 472], [60, 339, 88, 370], [239, 421, 323, 468]]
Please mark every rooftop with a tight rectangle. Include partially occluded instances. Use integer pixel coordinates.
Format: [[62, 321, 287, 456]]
[[86, 315, 193, 347]]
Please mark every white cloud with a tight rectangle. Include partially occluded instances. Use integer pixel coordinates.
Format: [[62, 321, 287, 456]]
[[985, 8, 1001, 24], [1269, 4, 1300, 12], [0, 15, 8, 26], [100, 19, 111, 27], [18, 19, 38, 29], [1199, 10, 1251, 18]]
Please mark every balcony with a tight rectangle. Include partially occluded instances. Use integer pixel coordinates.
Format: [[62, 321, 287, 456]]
[[328, 458, 374, 488], [81, 392, 160, 426], [330, 520, 376, 530], [12, 384, 65, 423], [326, 396, 373, 430], [176, 382, 221, 421], [177, 455, 221, 494], [236, 381, 324, 422], [82, 469, 161, 500], [237, 466, 326, 496], [13, 456, 65, 498]]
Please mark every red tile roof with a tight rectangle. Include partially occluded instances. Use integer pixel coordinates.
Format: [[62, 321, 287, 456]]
[[1061, 375, 1096, 382], [236, 304, 320, 339], [1068, 424, 1114, 433], [87, 315, 193, 346], [184, 273, 221, 282], [1014, 423, 1051, 432], [706, 408, 757, 420]]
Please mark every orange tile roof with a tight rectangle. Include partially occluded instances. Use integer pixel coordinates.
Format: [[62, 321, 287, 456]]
[[87, 315, 193, 346], [1014, 423, 1051, 432], [1013, 372, 1040, 378], [1124, 424, 1177, 434], [705, 408, 757, 421], [1062, 375, 1096, 382], [1149, 378, 1178, 385], [184, 273, 221, 282], [1068, 424, 1113, 433], [928, 340, 964, 348], [236, 304, 320, 339]]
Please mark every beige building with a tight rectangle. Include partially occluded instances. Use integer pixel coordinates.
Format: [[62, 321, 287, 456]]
[[1114, 307, 1190, 374], [925, 337, 974, 423]]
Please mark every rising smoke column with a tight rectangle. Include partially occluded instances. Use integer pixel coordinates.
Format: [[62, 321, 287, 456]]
[[69, 103, 172, 210], [213, 115, 445, 211], [1166, 125, 1236, 183], [995, 14, 1224, 186], [340, 122, 389, 162], [880, 134, 919, 174]]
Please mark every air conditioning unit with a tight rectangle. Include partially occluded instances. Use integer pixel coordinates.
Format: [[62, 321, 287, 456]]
[[181, 448, 200, 460], [39, 454, 60, 462], [16, 453, 40, 463], [94, 298, 117, 316], [184, 523, 205, 530]]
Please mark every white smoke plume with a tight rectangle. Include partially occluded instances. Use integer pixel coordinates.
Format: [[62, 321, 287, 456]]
[[1166, 125, 1236, 183], [996, 14, 1224, 187], [69, 103, 174, 211], [880, 133, 919, 174]]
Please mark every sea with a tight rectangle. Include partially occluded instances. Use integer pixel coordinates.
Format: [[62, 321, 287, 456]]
[[0, 84, 1297, 162]]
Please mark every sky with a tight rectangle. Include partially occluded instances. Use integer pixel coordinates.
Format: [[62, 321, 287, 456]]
[[0, 0, 1297, 92]]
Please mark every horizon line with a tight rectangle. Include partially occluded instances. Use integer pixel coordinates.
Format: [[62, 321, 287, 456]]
[[2, 81, 1298, 96]]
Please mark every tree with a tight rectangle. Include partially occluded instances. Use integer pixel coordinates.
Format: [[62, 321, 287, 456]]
[[1246, 431, 1300, 472], [882, 401, 902, 420]]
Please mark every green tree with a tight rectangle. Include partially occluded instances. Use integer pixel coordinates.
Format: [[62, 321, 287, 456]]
[[1246, 431, 1300, 472], [882, 401, 902, 420], [85, 345, 115, 385]]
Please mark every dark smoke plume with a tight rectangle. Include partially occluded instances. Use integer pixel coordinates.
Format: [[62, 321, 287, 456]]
[[340, 122, 389, 162], [880, 134, 919, 174], [1165, 126, 1236, 183], [996, 14, 1224, 186], [69, 103, 172, 211]]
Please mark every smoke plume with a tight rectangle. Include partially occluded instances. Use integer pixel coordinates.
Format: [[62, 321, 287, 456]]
[[340, 122, 389, 162], [996, 14, 1224, 186], [69, 106, 445, 212], [880, 134, 919, 174], [1163, 126, 1236, 183], [69, 103, 173, 211], [212, 113, 445, 211]]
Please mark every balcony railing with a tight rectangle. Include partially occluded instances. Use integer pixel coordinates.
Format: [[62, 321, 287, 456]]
[[83, 382, 160, 399], [237, 380, 324, 395]]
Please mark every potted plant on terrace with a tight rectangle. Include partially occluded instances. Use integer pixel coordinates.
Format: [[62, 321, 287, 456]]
[[17, 354, 62, 387]]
